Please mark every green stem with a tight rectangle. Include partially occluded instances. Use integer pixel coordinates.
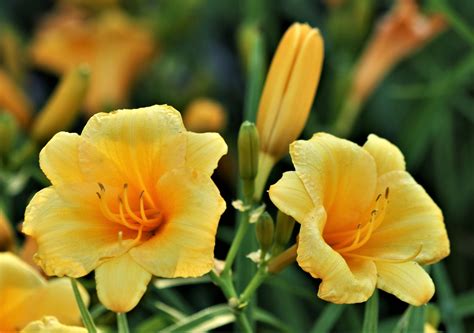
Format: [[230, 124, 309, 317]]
[[209, 270, 237, 299], [70, 278, 97, 333], [222, 210, 250, 276], [117, 312, 130, 333], [235, 311, 253, 333], [362, 289, 379, 333], [332, 97, 362, 138], [239, 264, 268, 305]]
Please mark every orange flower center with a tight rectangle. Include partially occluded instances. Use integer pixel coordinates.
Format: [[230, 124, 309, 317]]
[[324, 187, 422, 263], [96, 183, 162, 246]]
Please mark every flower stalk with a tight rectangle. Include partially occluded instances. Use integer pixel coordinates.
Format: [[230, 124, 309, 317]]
[[70, 278, 97, 333]]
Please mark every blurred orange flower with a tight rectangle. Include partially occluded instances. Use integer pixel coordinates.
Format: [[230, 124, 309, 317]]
[[30, 7, 155, 116], [23, 105, 227, 312], [350, 0, 446, 105], [0, 69, 33, 128], [0, 252, 88, 331], [269, 133, 449, 305]]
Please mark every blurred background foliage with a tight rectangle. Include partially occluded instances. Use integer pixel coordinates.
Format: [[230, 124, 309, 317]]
[[0, 0, 473, 331]]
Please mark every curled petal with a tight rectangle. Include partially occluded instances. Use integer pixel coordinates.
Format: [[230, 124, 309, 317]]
[[359, 171, 449, 264], [363, 134, 405, 176], [269, 171, 314, 223], [130, 168, 226, 277], [96, 253, 151, 312], [185, 132, 228, 175], [23, 186, 133, 277], [376, 261, 434, 306], [79, 105, 187, 187], [40, 132, 85, 185], [291, 133, 377, 233], [297, 208, 377, 304]]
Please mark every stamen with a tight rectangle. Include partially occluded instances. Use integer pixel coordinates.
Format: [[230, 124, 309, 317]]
[[385, 187, 390, 199], [344, 245, 422, 263], [118, 198, 142, 230], [96, 190, 121, 223], [118, 231, 123, 247], [122, 184, 145, 224], [333, 224, 362, 250], [139, 191, 148, 222]]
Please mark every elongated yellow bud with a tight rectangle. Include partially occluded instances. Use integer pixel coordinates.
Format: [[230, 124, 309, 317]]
[[238, 121, 259, 202], [0, 69, 33, 128], [31, 65, 90, 143], [256, 211, 274, 255], [254, 23, 324, 199], [272, 211, 296, 255]]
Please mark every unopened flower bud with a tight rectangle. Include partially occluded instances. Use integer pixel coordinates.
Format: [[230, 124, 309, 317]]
[[254, 23, 324, 199], [256, 211, 274, 255], [31, 65, 90, 143], [0, 112, 18, 156], [0, 69, 32, 128], [238, 121, 259, 202], [183, 98, 227, 133], [273, 210, 295, 254]]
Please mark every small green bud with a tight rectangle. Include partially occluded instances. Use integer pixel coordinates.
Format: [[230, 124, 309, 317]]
[[256, 211, 274, 254], [0, 112, 18, 155], [425, 304, 441, 328], [238, 121, 259, 202], [273, 211, 295, 254]]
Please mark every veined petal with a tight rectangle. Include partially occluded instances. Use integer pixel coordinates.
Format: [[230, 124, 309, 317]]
[[291, 133, 377, 233], [96, 252, 151, 312], [297, 208, 377, 304], [40, 132, 84, 185], [23, 186, 133, 277], [363, 134, 405, 176], [185, 132, 227, 175], [6, 278, 88, 329], [376, 261, 434, 306], [269, 171, 314, 223], [79, 105, 187, 188], [130, 168, 226, 277], [0, 253, 45, 327], [358, 171, 449, 264]]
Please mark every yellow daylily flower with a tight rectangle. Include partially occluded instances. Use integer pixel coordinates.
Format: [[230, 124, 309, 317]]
[[0, 252, 88, 331], [30, 8, 155, 116], [269, 133, 449, 305], [21, 316, 86, 333], [254, 22, 324, 198], [23, 105, 227, 313]]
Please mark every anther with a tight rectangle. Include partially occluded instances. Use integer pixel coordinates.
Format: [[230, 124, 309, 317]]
[[385, 187, 390, 199], [98, 183, 105, 192], [376, 194, 381, 202]]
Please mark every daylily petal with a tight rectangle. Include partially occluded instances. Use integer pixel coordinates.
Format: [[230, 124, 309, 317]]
[[7, 278, 88, 329], [358, 171, 449, 264], [130, 168, 226, 277], [290, 133, 377, 233], [268, 171, 314, 223], [79, 105, 187, 188], [363, 134, 405, 176], [23, 186, 133, 277], [21, 316, 87, 333], [297, 208, 377, 304], [185, 132, 228, 175], [96, 252, 151, 312], [376, 261, 434, 306], [40, 132, 84, 185], [0, 253, 45, 326]]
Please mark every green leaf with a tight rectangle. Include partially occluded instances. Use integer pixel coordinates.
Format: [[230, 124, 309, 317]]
[[310, 303, 346, 333], [254, 307, 291, 333], [456, 289, 474, 318], [160, 304, 234, 333], [432, 263, 464, 333], [362, 290, 378, 333], [153, 276, 211, 289]]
